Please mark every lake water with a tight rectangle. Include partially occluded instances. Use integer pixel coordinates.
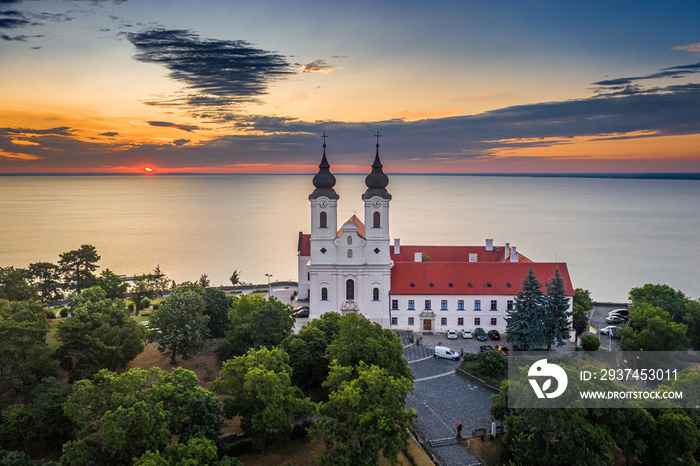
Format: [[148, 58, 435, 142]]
[[1, 175, 699, 303]]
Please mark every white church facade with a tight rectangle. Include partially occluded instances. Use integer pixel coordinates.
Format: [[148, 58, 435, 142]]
[[297, 140, 574, 334]]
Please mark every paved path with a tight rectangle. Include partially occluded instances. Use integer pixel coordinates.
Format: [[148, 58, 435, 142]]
[[401, 332, 493, 466]]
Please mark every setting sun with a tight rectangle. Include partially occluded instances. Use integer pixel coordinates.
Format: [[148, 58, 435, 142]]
[[144, 167, 155, 173]]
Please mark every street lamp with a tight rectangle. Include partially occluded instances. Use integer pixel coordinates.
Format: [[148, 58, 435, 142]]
[[265, 273, 273, 298]]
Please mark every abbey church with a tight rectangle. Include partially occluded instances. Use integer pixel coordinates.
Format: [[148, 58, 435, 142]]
[[297, 140, 574, 335]]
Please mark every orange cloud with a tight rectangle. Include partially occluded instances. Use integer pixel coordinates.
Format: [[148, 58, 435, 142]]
[[394, 107, 467, 120], [0, 150, 41, 160]]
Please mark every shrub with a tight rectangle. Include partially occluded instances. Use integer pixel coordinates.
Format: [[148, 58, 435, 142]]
[[47, 310, 56, 319], [152, 303, 159, 311], [475, 350, 508, 376], [581, 334, 601, 351], [127, 302, 135, 312], [59, 308, 68, 318], [142, 298, 151, 308]]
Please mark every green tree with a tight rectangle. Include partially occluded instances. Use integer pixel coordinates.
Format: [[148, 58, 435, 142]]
[[325, 313, 412, 381], [219, 295, 294, 359], [0, 267, 37, 302], [280, 325, 330, 393], [134, 437, 243, 466], [502, 408, 614, 466], [629, 283, 688, 322], [212, 347, 313, 451], [28, 377, 75, 451], [506, 268, 546, 350], [683, 300, 700, 350], [58, 244, 100, 293], [96, 268, 128, 300], [27, 262, 63, 304], [62, 367, 225, 465], [544, 268, 571, 350], [572, 288, 592, 337], [314, 362, 416, 466], [644, 411, 699, 465], [56, 287, 146, 381], [198, 274, 210, 288], [229, 270, 241, 286], [620, 316, 690, 351], [0, 299, 55, 404], [0, 404, 36, 458], [149, 287, 209, 364], [202, 287, 230, 338], [150, 265, 170, 297]]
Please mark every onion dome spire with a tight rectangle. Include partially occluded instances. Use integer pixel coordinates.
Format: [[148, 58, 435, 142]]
[[309, 132, 339, 200], [362, 131, 392, 200]]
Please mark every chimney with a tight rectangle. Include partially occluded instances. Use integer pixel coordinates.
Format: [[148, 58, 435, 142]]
[[469, 253, 478, 262], [505, 242, 510, 260], [414, 252, 422, 263], [486, 239, 493, 251], [510, 246, 519, 262], [394, 239, 401, 255]]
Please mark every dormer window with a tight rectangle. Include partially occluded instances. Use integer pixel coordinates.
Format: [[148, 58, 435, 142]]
[[507, 282, 512, 288], [429, 282, 434, 287], [487, 282, 492, 288], [449, 282, 454, 288], [410, 282, 415, 287], [468, 282, 472, 288]]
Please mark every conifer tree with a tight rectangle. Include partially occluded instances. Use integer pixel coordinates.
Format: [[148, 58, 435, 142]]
[[544, 268, 571, 350], [506, 268, 546, 350]]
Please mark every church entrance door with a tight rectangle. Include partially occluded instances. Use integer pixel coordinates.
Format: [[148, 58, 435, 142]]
[[423, 319, 432, 331]]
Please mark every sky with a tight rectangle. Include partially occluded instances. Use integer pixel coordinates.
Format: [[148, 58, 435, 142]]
[[1, 0, 700, 174]]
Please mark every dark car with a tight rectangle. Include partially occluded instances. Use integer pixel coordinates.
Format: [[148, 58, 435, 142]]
[[293, 306, 310, 318], [474, 327, 488, 341], [488, 330, 501, 341], [479, 345, 494, 352]]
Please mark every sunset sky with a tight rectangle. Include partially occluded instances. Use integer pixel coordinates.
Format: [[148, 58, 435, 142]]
[[2, 0, 700, 174]]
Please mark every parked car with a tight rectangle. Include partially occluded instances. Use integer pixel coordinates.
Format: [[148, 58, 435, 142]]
[[434, 346, 460, 360], [479, 345, 494, 352], [293, 306, 310, 318], [606, 315, 625, 325], [462, 328, 473, 339], [475, 327, 488, 341], [600, 325, 620, 337], [494, 344, 510, 356], [446, 328, 458, 339], [488, 330, 501, 340], [608, 308, 629, 317]]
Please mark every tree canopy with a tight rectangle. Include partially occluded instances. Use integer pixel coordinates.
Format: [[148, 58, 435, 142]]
[[58, 244, 100, 293], [212, 347, 313, 451], [56, 287, 146, 381], [506, 268, 547, 350], [149, 287, 209, 364]]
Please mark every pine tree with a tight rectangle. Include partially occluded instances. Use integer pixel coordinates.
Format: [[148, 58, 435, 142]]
[[506, 268, 546, 350], [544, 268, 571, 350]]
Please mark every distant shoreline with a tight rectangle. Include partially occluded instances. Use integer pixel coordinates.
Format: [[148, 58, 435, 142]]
[[2, 172, 700, 180]]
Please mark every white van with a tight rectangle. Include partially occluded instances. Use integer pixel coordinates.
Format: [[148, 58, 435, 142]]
[[434, 346, 460, 360]]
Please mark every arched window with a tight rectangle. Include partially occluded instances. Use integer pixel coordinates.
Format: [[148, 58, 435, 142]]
[[347, 249, 353, 258], [346, 279, 355, 300], [347, 236, 352, 245], [321, 287, 328, 301], [373, 287, 379, 301], [373, 211, 381, 228], [319, 211, 327, 228]]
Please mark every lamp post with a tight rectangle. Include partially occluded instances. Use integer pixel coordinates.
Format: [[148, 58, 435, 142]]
[[265, 273, 273, 298]]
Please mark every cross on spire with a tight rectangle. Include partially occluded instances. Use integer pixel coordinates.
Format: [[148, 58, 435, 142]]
[[375, 130, 381, 148], [321, 131, 328, 148]]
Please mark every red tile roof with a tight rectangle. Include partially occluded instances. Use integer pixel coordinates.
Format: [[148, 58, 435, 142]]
[[391, 245, 531, 263], [390, 261, 573, 296], [337, 215, 365, 238]]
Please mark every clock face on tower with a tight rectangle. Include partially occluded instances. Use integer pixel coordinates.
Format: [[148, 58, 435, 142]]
[[372, 199, 381, 208], [319, 199, 328, 208]]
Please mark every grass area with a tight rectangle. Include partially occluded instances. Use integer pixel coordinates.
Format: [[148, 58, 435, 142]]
[[464, 436, 502, 466], [460, 356, 507, 388], [46, 319, 61, 346], [247, 290, 268, 298], [131, 314, 150, 323]]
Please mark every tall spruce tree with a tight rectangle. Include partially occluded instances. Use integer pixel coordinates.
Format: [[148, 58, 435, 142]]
[[506, 268, 546, 350], [544, 268, 571, 350]]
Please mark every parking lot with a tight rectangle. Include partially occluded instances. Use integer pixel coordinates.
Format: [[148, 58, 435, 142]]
[[589, 304, 629, 351]]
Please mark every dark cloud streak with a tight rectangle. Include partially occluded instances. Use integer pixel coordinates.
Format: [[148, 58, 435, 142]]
[[127, 28, 295, 110]]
